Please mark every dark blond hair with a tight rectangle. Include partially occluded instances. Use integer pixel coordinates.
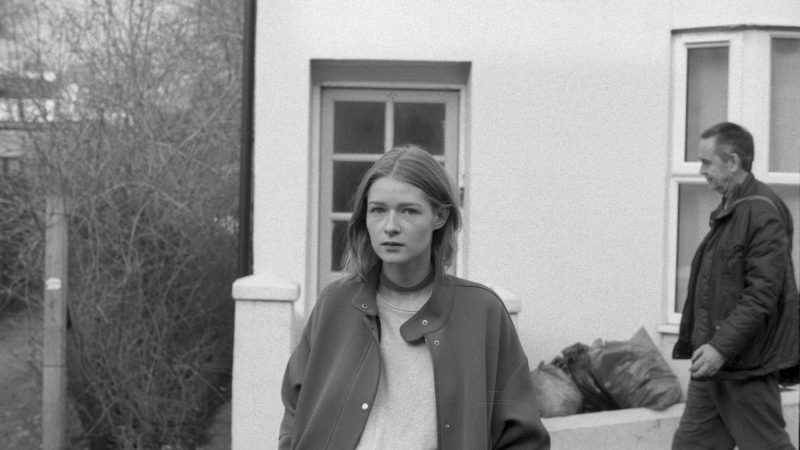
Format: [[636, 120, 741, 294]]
[[342, 145, 461, 282]]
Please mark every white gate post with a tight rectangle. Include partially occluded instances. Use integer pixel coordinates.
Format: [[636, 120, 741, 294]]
[[231, 274, 299, 449]]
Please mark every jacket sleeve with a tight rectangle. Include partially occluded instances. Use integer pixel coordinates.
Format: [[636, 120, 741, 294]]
[[488, 310, 550, 449], [279, 314, 314, 450], [491, 359, 551, 449], [709, 207, 789, 360]]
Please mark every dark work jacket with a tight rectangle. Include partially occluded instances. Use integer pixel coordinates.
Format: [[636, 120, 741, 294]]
[[673, 173, 799, 382], [280, 266, 550, 449]]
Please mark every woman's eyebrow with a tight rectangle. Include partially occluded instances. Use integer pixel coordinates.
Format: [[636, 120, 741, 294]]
[[367, 200, 423, 207]]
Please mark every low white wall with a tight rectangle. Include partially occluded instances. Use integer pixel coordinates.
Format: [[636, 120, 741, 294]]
[[543, 388, 799, 450]]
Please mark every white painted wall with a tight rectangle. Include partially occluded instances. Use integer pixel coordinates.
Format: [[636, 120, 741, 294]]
[[252, 0, 800, 370]]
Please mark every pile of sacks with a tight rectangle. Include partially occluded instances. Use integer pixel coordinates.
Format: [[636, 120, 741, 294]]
[[530, 327, 683, 417]]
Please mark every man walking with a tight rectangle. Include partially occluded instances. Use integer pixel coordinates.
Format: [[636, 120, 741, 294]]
[[672, 122, 799, 450]]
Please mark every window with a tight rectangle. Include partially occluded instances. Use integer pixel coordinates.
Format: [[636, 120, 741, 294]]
[[668, 27, 800, 323], [318, 88, 460, 288]]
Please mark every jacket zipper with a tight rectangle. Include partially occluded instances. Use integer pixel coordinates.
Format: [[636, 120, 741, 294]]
[[705, 225, 720, 344]]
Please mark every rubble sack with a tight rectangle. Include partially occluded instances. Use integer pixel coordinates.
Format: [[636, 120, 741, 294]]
[[589, 327, 682, 410], [529, 362, 583, 417], [552, 342, 618, 413]]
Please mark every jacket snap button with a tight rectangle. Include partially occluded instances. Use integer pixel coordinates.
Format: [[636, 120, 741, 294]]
[[422, 319, 429, 326], [361, 403, 369, 410], [361, 304, 369, 309], [433, 340, 440, 346], [444, 423, 452, 431]]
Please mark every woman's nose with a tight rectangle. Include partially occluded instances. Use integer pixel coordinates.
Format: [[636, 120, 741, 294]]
[[384, 211, 400, 234]]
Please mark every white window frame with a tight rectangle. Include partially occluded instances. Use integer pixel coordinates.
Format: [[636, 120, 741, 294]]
[[308, 80, 468, 311], [666, 27, 800, 324]]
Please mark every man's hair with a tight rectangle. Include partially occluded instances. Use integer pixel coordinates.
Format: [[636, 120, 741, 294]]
[[700, 122, 754, 172], [342, 145, 462, 282]]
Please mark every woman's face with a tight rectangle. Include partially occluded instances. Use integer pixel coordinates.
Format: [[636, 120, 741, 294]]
[[365, 176, 446, 275]]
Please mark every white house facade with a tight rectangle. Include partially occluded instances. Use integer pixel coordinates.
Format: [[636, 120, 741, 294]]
[[232, 1, 800, 448]]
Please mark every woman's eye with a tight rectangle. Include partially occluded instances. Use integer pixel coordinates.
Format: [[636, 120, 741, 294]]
[[369, 207, 384, 214]]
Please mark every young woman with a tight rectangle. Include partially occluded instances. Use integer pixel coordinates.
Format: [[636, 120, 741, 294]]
[[280, 145, 549, 449]]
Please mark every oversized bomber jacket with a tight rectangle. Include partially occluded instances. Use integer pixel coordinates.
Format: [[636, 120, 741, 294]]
[[673, 173, 800, 381], [280, 266, 550, 449]]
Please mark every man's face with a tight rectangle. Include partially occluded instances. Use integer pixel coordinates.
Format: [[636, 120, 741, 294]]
[[699, 137, 735, 195]]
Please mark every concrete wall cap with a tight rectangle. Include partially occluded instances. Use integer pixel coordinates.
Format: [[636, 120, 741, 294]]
[[232, 274, 300, 302]]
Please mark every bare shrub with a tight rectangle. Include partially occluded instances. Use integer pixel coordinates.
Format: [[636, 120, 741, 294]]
[[3, 0, 242, 447], [65, 181, 236, 448], [0, 171, 45, 313]]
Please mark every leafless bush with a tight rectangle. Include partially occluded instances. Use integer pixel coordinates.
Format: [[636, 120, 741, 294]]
[[3, 0, 242, 447], [64, 179, 236, 448], [0, 172, 45, 313]]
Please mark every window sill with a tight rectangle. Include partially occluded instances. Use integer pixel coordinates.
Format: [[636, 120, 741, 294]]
[[657, 323, 680, 336]]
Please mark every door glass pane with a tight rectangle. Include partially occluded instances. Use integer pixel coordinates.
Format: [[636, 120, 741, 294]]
[[685, 46, 728, 162], [334, 101, 385, 154], [770, 38, 800, 173], [772, 185, 800, 288], [333, 161, 373, 212], [394, 102, 446, 155], [331, 220, 348, 271], [676, 184, 721, 313]]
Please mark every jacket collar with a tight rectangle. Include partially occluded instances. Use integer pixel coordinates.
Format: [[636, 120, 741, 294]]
[[349, 266, 381, 318], [712, 172, 756, 222], [350, 264, 455, 342]]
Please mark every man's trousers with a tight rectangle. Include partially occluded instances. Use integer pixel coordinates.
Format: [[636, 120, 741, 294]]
[[672, 374, 794, 450]]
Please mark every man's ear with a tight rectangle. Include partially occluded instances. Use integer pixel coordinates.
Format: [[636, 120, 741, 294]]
[[730, 152, 742, 172], [434, 207, 449, 230]]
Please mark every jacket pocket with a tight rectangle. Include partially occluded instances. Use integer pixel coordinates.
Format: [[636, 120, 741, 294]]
[[723, 318, 770, 370]]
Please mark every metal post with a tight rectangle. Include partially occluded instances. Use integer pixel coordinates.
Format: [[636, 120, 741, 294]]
[[238, 0, 256, 278], [43, 195, 68, 450]]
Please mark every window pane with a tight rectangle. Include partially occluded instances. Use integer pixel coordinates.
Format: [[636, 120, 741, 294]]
[[334, 101, 385, 154], [331, 220, 348, 271], [685, 46, 728, 162], [772, 185, 800, 288], [333, 161, 373, 212], [394, 102, 446, 155], [676, 184, 721, 313], [770, 38, 800, 173]]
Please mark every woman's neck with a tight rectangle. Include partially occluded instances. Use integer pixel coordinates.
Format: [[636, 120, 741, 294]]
[[381, 263, 433, 289], [378, 263, 435, 302]]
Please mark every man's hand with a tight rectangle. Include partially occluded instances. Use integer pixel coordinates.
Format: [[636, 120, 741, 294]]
[[690, 344, 726, 379]]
